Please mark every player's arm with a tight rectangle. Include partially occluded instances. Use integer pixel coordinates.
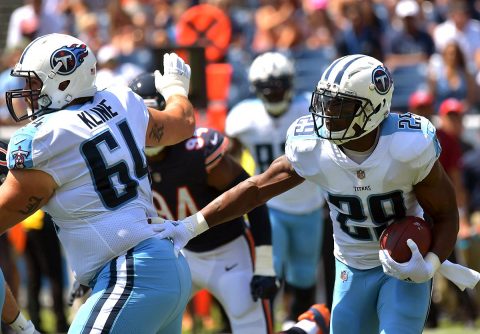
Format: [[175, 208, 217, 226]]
[[204, 130, 272, 245], [413, 160, 459, 262], [152, 155, 304, 251], [145, 53, 195, 147], [146, 100, 194, 147], [206, 153, 271, 247], [379, 160, 459, 283], [207, 151, 278, 300], [203, 154, 304, 228], [3, 281, 38, 333], [0, 169, 56, 234]]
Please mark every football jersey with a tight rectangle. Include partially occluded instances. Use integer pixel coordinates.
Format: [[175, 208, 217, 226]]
[[285, 112, 440, 270], [226, 95, 324, 214], [148, 127, 245, 252], [7, 85, 157, 284]]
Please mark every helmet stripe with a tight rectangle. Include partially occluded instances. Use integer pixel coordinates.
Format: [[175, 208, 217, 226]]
[[333, 55, 366, 84], [19, 35, 50, 64], [322, 56, 346, 82]]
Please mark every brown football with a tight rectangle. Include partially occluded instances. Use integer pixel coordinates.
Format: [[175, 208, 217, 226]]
[[379, 216, 432, 263]]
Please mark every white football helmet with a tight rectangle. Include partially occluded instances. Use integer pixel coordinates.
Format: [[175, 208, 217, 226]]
[[248, 52, 294, 116], [6, 33, 97, 121], [309, 54, 394, 145]]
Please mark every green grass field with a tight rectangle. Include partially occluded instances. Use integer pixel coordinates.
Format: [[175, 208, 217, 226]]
[[37, 307, 480, 334]]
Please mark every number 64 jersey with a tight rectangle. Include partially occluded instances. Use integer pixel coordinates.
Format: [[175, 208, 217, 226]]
[[7, 86, 157, 285], [285, 113, 441, 270]]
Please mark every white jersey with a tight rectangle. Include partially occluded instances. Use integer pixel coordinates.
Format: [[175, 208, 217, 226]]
[[226, 95, 324, 214], [285, 113, 440, 269], [7, 86, 157, 284]]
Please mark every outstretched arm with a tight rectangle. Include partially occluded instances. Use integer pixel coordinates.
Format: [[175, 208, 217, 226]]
[[151, 155, 305, 252], [202, 154, 304, 228], [207, 151, 279, 300]]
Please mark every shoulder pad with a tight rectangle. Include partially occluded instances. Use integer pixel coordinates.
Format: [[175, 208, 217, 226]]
[[7, 114, 58, 170], [386, 113, 440, 167], [8, 124, 38, 170], [285, 116, 321, 177], [225, 99, 262, 137]]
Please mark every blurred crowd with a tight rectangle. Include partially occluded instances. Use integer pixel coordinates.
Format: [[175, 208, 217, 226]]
[[1, 0, 480, 333]]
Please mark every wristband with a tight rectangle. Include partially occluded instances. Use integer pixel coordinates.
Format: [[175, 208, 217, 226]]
[[425, 252, 441, 272], [254, 245, 275, 276], [184, 212, 209, 237], [9, 312, 34, 333]]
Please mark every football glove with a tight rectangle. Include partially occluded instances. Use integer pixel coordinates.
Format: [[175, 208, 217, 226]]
[[154, 53, 191, 101], [250, 275, 280, 302], [150, 213, 209, 255], [379, 239, 441, 283], [9, 312, 39, 334], [250, 245, 279, 301]]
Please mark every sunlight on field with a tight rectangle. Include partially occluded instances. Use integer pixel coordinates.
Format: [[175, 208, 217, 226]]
[[36, 307, 480, 334]]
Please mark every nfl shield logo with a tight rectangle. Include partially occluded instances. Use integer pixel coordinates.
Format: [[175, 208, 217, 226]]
[[340, 270, 348, 282], [356, 170, 365, 179]]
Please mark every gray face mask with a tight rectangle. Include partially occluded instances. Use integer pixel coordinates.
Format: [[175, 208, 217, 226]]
[[144, 146, 164, 157]]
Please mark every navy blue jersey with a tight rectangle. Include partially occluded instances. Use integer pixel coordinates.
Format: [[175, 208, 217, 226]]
[[148, 128, 245, 252]]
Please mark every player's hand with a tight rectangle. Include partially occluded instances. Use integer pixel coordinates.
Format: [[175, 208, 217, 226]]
[[154, 53, 191, 101], [68, 281, 91, 306], [250, 275, 280, 301], [379, 239, 440, 283], [250, 245, 279, 301], [149, 213, 209, 255]]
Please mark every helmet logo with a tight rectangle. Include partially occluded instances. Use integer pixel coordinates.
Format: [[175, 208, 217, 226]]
[[372, 66, 392, 95], [50, 44, 88, 75]]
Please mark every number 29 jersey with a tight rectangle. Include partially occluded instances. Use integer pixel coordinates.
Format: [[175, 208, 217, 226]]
[[7, 86, 156, 284], [285, 113, 441, 270]]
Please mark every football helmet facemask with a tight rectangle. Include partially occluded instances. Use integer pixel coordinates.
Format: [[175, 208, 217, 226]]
[[5, 33, 97, 122], [248, 52, 294, 117], [129, 72, 166, 110], [309, 55, 394, 145]]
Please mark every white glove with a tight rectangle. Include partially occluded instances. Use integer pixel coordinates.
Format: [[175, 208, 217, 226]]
[[154, 53, 191, 101], [150, 212, 209, 255], [9, 312, 37, 334], [379, 239, 441, 283]]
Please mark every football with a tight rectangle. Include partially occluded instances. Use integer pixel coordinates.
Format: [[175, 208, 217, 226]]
[[379, 216, 432, 263]]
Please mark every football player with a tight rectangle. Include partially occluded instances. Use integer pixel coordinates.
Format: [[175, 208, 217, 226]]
[[129, 72, 278, 334], [153, 55, 460, 333], [226, 52, 325, 326], [1, 33, 195, 333]]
